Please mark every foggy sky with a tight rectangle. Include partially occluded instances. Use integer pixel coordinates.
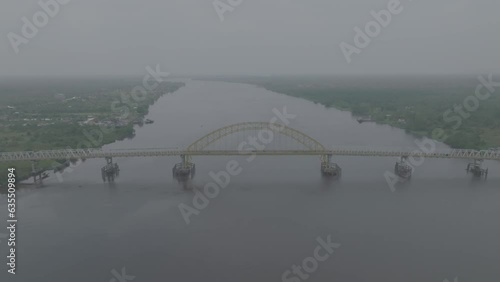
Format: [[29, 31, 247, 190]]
[[1, 0, 499, 76]]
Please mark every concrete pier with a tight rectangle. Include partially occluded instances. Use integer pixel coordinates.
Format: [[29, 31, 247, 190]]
[[321, 154, 342, 178], [394, 156, 412, 180], [172, 155, 196, 182], [466, 159, 488, 178], [101, 157, 120, 182]]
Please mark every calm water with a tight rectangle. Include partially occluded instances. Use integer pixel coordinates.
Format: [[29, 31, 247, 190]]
[[1, 80, 499, 282]]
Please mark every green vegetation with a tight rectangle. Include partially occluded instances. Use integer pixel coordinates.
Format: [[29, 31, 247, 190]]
[[0, 77, 185, 185], [209, 75, 500, 150]]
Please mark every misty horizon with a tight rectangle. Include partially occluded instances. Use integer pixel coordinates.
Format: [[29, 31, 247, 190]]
[[1, 0, 499, 76]]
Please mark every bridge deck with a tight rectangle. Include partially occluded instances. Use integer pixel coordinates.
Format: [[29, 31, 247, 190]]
[[1, 148, 499, 162]]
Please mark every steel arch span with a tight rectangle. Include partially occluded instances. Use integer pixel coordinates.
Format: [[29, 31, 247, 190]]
[[186, 122, 326, 152]]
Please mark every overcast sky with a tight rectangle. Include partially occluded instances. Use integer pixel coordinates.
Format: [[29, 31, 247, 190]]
[[1, 0, 499, 76]]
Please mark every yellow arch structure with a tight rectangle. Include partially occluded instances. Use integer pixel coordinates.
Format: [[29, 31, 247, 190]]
[[186, 122, 326, 152]]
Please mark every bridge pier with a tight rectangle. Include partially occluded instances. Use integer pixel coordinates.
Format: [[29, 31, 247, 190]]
[[466, 159, 488, 179], [394, 156, 412, 180], [320, 154, 342, 178], [31, 160, 46, 185], [172, 155, 196, 182], [101, 157, 120, 182]]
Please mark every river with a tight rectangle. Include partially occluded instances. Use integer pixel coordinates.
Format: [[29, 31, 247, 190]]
[[1, 80, 499, 282]]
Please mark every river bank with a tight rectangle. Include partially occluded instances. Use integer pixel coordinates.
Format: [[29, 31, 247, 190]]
[[0, 79, 185, 186]]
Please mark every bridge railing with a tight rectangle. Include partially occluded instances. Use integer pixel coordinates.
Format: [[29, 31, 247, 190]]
[[1, 148, 500, 162]]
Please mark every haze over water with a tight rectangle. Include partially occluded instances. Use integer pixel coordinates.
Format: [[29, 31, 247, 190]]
[[1, 80, 499, 282]]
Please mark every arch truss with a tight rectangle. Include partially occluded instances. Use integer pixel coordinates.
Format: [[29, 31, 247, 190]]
[[186, 122, 326, 152]]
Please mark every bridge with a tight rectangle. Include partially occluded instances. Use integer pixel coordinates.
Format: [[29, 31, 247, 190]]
[[1, 122, 498, 182]]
